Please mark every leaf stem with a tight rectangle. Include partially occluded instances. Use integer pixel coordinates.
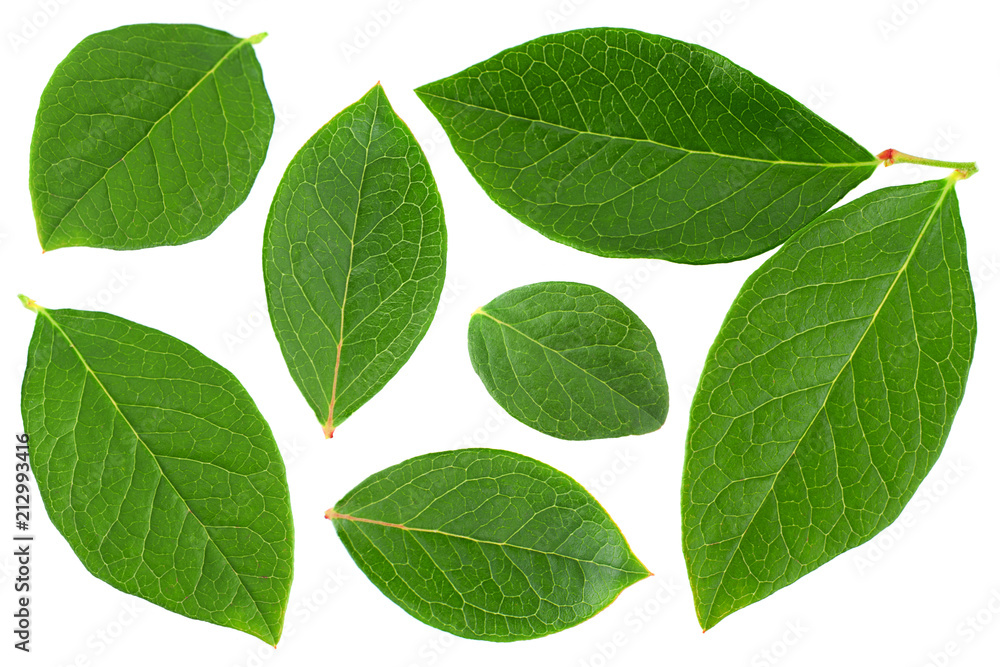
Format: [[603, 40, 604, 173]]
[[878, 149, 978, 179], [18, 294, 40, 312]]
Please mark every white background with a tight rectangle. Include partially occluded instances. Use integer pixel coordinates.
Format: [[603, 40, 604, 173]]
[[1, 1, 998, 665]]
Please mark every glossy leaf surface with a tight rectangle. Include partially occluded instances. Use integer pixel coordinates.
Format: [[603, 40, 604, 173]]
[[328, 448, 650, 641], [29, 23, 273, 251], [468, 281, 668, 440], [20, 300, 294, 643], [682, 178, 976, 629], [416, 27, 877, 264], [264, 84, 446, 437]]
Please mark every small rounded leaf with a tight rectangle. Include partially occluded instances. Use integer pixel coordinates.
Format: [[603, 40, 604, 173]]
[[468, 281, 668, 440]]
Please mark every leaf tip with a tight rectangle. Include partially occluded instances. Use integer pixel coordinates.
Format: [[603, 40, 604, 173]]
[[248, 32, 268, 44], [367, 81, 389, 103]]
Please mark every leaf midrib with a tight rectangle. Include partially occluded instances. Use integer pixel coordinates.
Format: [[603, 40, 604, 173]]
[[42, 34, 257, 246], [329, 510, 647, 574], [416, 90, 879, 169], [33, 306, 274, 642], [472, 307, 662, 423], [699, 178, 956, 628], [323, 89, 380, 437]]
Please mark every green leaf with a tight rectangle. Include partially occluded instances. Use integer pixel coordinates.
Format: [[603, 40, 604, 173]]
[[29, 24, 273, 251], [19, 298, 294, 643], [327, 448, 650, 641], [468, 281, 668, 440], [416, 27, 878, 264], [264, 83, 446, 438], [682, 177, 976, 629]]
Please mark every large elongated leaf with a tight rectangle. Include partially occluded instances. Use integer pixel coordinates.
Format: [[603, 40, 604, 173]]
[[682, 177, 976, 629], [416, 27, 877, 264], [327, 448, 650, 641], [468, 281, 668, 440], [29, 23, 273, 251], [264, 84, 446, 437], [20, 298, 293, 643]]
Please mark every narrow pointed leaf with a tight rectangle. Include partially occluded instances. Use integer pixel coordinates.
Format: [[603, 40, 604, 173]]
[[416, 27, 877, 264], [264, 84, 446, 437], [20, 299, 294, 643], [29, 23, 274, 251], [327, 448, 650, 641], [682, 178, 976, 629], [468, 281, 668, 440]]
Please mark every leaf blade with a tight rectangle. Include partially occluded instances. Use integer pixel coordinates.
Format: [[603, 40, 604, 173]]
[[29, 23, 273, 251], [468, 282, 668, 440], [416, 27, 876, 263], [263, 83, 446, 435], [682, 178, 976, 629], [20, 303, 294, 643], [329, 448, 650, 641]]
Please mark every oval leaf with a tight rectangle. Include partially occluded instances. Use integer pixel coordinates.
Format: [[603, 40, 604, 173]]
[[682, 178, 976, 629], [20, 299, 294, 643], [30, 23, 274, 251], [264, 83, 446, 437], [468, 281, 668, 440], [416, 27, 877, 264], [327, 448, 650, 641]]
